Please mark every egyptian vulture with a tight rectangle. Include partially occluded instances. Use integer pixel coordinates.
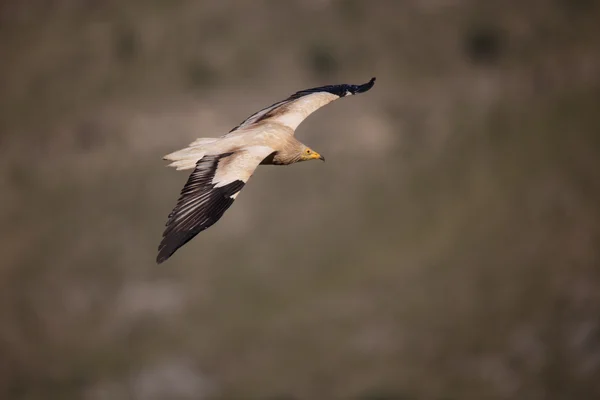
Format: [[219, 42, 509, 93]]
[[157, 77, 376, 263]]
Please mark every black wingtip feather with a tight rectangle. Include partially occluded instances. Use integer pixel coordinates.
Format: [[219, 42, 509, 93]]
[[350, 77, 376, 94], [287, 77, 377, 99], [156, 230, 202, 264]]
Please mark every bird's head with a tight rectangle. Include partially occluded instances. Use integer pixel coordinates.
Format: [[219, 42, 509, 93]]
[[300, 146, 325, 162]]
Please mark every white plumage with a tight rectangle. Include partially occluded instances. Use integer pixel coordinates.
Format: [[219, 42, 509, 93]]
[[157, 77, 376, 263]]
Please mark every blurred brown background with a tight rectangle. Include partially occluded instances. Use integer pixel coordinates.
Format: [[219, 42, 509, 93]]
[[1, 0, 600, 399]]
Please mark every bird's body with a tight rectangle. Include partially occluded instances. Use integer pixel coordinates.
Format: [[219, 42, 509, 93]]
[[157, 77, 376, 263], [165, 122, 300, 169]]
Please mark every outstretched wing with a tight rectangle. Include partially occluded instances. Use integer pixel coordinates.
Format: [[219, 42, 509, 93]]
[[157, 145, 275, 263], [229, 77, 376, 134]]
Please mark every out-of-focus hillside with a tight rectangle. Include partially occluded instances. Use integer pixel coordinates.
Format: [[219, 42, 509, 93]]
[[1, 1, 600, 399]]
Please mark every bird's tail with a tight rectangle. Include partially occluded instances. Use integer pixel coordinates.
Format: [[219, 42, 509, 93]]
[[163, 138, 217, 170]]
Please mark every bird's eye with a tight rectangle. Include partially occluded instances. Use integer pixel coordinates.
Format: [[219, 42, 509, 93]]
[[306, 149, 311, 154]]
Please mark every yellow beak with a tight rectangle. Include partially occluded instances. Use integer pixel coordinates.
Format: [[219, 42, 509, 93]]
[[312, 152, 325, 161]]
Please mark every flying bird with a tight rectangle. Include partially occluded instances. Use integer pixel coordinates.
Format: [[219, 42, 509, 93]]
[[157, 77, 376, 263]]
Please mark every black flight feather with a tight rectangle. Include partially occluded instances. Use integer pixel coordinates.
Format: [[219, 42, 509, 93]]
[[157, 153, 245, 264], [230, 77, 376, 132]]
